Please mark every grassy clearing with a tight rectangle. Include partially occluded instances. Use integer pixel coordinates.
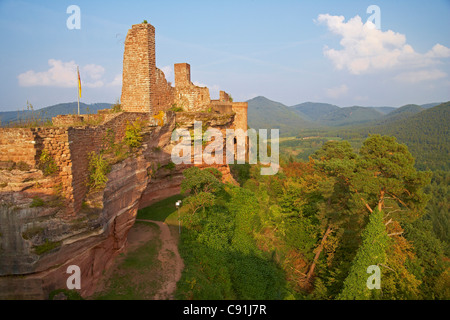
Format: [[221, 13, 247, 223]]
[[93, 221, 162, 300], [136, 194, 184, 224]]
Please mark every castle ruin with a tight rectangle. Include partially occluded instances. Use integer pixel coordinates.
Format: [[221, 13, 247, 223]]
[[120, 22, 247, 130], [0, 21, 248, 299]]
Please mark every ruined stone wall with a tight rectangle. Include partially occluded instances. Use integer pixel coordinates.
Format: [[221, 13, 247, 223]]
[[231, 102, 248, 132], [0, 129, 38, 167], [153, 68, 174, 114], [173, 63, 210, 112], [121, 23, 156, 113], [66, 112, 149, 214], [220, 90, 230, 102], [0, 112, 149, 215], [174, 63, 191, 86]]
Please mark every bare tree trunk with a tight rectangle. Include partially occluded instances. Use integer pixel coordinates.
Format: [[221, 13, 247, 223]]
[[306, 225, 333, 281]]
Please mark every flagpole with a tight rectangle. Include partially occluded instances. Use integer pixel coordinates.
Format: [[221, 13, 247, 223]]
[[77, 66, 80, 115]]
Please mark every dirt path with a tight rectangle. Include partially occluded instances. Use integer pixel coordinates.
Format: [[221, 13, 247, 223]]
[[135, 219, 184, 300]]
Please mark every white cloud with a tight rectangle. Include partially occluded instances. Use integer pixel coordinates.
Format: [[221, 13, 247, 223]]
[[108, 74, 122, 87], [18, 59, 78, 87], [18, 59, 107, 88], [394, 69, 447, 83], [326, 84, 348, 99], [316, 14, 450, 79], [83, 64, 105, 81]]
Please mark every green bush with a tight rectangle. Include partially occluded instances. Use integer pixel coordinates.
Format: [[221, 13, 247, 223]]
[[39, 150, 58, 176], [169, 104, 184, 112], [30, 196, 45, 208], [49, 289, 84, 300], [164, 161, 176, 170], [124, 119, 144, 150], [87, 151, 110, 190]]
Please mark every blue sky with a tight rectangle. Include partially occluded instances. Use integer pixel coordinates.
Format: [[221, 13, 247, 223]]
[[0, 0, 449, 111]]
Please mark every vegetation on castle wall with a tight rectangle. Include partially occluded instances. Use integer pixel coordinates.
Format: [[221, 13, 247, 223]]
[[38, 149, 58, 176], [87, 151, 110, 191], [124, 118, 144, 150]]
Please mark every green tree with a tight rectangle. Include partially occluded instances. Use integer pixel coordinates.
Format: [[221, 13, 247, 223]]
[[337, 209, 390, 300], [312, 135, 430, 298], [180, 167, 223, 219]]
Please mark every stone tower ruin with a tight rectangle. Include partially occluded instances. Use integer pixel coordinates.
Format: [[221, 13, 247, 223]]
[[121, 23, 156, 113]]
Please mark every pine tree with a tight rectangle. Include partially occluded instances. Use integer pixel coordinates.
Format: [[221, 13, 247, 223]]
[[337, 209, 390, 300]]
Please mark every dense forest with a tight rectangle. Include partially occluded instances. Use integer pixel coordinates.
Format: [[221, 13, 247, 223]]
[[174, 134, 449, 300], [336, 102, 450, 171]]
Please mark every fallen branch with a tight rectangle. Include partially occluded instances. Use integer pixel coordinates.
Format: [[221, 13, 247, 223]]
[[388, 231, 403, 237]]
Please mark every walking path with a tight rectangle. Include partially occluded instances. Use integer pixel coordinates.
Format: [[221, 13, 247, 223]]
[[135, 219, 184, 300]]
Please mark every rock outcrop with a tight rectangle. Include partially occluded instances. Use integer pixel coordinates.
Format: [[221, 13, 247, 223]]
[[0, 110, 237, 299]]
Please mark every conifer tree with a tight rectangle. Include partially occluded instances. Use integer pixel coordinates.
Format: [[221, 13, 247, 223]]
[[337, 209, 390, 300]]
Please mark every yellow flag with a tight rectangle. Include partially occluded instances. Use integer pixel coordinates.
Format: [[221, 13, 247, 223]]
[[77, 66, 81, 98]]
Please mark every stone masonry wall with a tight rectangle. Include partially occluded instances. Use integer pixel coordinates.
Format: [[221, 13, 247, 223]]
[[66, 112, 149, 214], [0, 112, 149, 216], [231, 102, 248, 132], [0, 129, 38, 167], [121, 23, 156, 114], [173, 63, 210, 112], [153, 67, 174, 115]]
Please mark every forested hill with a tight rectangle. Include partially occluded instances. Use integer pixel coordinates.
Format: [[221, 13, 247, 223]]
[[0, 102, 112, 125], [338, 102, 450, 171], [247, 96, 315, 136]]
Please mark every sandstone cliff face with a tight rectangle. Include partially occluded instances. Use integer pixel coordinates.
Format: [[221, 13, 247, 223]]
[[0, 111, 236, 299], [0, 155, 150, 298]]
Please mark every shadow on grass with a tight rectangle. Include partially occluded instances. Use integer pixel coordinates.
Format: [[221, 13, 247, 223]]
[[93, 221, 162, 300], [137, 194, 185, 222]]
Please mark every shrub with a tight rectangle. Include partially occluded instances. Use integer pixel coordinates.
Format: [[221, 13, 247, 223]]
[[39, 150, 58, 176], [111, 99, 122, 113], [124, 118, 144, 150], [87, 152, 110, 190], [49, 289, 84, 300], [169, 104, 184, 112], [165, 161, 176, 170], [30, 196, 45, 208]]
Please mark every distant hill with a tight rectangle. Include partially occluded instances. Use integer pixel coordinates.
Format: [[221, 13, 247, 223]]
[[421, 102, 443, 109], [316, 106, 384, 126], [339, 102, 450, 170], [369, 104, 425, 127], [247, 96, 447, 137], [290, 102, 340, 122], [247, 96, 314, 136], [290, 102, 391, 126], [0, 102, 112, 125], [372, 106, 396, 114]]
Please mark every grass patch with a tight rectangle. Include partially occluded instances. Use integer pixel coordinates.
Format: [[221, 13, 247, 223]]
[[93, 221, 162, 300], [33, 239, 61, 255], [137, 194, 184, 223]]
